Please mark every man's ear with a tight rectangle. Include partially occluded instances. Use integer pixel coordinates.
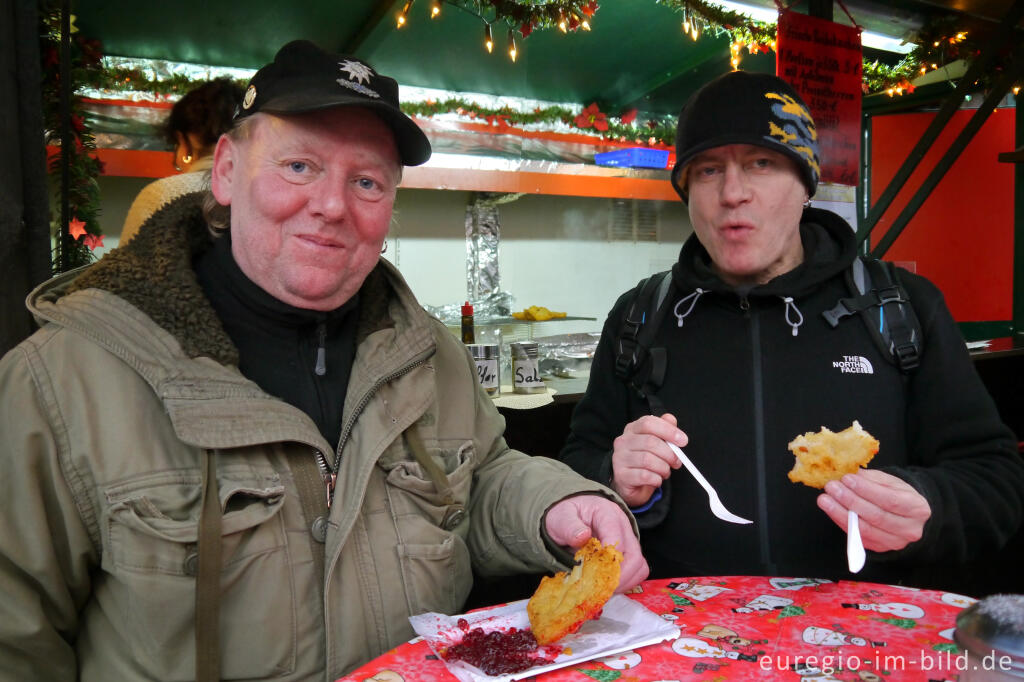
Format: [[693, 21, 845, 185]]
[[210, 134, 236, 206]]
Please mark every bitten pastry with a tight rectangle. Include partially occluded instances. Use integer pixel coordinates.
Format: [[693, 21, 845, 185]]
[[526, 538, 622, 645], [787, 420, 879, 489]]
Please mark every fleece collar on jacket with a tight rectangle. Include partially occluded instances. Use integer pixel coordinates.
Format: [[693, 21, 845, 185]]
[[671, 207, 857, 299]]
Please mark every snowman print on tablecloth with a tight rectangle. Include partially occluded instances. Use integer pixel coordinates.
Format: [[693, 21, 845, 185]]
[[769, 577, 834, 591], [668, 580, 732, 602], [841, 601, 925, 619], [802, 625, 886, 648], [671, 636, 760, 663], [697, 623, 768, 660], [734, 593, 795, 613]]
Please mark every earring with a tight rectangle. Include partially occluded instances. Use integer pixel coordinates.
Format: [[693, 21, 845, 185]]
[[803, 198, 812, 208], [380, 239, 388, 254], [182, 154, 193, 165]]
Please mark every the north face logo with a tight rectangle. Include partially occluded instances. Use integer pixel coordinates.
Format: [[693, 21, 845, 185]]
[[833, 355, 873, 374]]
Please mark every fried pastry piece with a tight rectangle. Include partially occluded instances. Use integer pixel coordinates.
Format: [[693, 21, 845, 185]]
[[787, 420, 879, 489], [526, 538, 622, 645], [511, 306, 567, 321]]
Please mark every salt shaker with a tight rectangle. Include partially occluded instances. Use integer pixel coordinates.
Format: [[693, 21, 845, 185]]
[[510, 342, 545, 394]]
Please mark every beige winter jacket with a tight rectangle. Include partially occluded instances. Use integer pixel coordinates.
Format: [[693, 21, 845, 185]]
[[0, 195, 626, 680]]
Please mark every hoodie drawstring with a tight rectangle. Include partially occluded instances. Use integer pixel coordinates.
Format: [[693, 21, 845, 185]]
[[781, 296, 804, 336], [672, 289, 803, 336], [672, 288, 706, 327]]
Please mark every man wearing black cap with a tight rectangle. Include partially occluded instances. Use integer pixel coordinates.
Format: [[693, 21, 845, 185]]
[[0, 40, 646, 680], [562, 70, 1022, 587]]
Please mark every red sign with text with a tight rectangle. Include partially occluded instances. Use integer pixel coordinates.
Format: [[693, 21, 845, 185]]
[[776, 11, 862, 186]]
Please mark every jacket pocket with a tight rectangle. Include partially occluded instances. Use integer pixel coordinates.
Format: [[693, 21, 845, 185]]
[[383, 441, 474, 614], [397, 534, 472, 615], [102, 467, 295, 680]]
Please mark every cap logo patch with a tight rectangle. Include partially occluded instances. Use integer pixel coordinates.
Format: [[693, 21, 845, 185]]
[[339, 59, 374, 84], [336, 59, 381, 99], [764, 91, 820, 179], [242, 85, 257, 110]]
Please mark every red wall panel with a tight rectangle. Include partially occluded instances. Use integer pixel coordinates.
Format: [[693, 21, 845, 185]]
[[869, 108, 1015, 322]]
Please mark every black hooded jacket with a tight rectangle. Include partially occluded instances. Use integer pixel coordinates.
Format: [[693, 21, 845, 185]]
[[561, 208, 1023, 585]]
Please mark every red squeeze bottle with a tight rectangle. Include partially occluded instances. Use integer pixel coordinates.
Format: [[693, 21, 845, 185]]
[[461, 301, 475, 344]]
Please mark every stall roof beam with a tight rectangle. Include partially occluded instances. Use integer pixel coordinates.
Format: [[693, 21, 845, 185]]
[[342, 0, 402, 55]]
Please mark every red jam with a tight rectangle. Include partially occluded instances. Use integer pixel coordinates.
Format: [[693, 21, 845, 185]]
[[443, 619, 553, 675]]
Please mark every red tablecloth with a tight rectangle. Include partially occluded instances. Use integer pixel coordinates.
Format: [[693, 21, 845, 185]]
[[338, 575, 977, 681]]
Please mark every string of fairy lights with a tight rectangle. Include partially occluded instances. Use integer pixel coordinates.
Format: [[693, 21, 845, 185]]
[[395, 0, 599, 62], [390, 0, 1019, 98]]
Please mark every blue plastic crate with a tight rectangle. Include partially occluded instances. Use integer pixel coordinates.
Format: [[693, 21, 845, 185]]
[[594, 147, 670, 169]]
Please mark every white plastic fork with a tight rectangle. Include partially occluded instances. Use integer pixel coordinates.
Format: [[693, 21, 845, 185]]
[[666, 441, 753, 525], [847, 510, 866, 573]]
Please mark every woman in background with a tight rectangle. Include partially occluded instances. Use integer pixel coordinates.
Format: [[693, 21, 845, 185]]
[[119, 77, 243, 243]]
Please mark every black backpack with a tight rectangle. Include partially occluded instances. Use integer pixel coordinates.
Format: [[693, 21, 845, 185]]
[[614, 257, 922, 413]]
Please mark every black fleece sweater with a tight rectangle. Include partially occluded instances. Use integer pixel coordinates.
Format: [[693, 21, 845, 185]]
[[561, 208, 1023, 587], [194, 233, 359, 448]]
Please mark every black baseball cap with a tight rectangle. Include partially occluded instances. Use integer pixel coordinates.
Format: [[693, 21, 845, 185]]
[[671, 70, 820, 201], [236, 40, 431, 166]]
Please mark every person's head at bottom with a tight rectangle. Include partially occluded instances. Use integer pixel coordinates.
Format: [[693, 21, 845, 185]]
[[208, 40, 431, 311], [670, 70, 821, 288]]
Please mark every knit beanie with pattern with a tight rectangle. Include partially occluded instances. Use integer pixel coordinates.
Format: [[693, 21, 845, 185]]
[[671, 70, 821, 201]]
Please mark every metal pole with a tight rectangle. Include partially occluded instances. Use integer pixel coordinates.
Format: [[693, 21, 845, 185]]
[[857, 0, 1024, 247], [59, 0, 71, 273], [1013, 99, 1024, 336], [870, 63, 1021, 258]]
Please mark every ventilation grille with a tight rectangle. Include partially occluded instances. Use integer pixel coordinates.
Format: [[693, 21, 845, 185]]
[[610, 199, 659, 242]]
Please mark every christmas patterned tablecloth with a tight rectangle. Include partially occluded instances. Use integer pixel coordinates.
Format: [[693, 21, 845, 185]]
[[338, 575, 978, 682]]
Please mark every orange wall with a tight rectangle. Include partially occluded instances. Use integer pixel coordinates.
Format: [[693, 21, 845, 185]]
[[869, 108, 1015, 322]]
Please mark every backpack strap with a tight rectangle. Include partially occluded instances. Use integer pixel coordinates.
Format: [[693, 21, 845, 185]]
[[868, 259, 921, 372], [614, 271, 675, 415], [822, 257, 922, 373]]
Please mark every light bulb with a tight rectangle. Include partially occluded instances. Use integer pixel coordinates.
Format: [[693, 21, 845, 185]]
[[484, 24, 493, 53], [508, 30, 517, 61], [430, 0, 440, 17], [397, 0, 413, 28]]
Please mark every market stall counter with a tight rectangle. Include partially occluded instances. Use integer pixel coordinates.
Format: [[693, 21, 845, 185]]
[[337, 575, 985, 682]]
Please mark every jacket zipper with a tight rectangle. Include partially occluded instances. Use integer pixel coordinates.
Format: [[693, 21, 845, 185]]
[[744, 295, 775, 574], [320, 354, 432, 508], [314, 322, 327, 376], [312, 449, 336, 507]]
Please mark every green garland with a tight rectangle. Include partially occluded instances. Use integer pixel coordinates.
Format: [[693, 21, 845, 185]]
[[655, 0, 777, 56], [402, 98, 676, 145], [82, 66, 214, 97], [40, 4, 105, 271], [438, 0, 600, 35]]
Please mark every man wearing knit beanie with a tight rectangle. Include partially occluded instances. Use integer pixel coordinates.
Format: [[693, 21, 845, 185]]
[[562, 69, 1022, 589]]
